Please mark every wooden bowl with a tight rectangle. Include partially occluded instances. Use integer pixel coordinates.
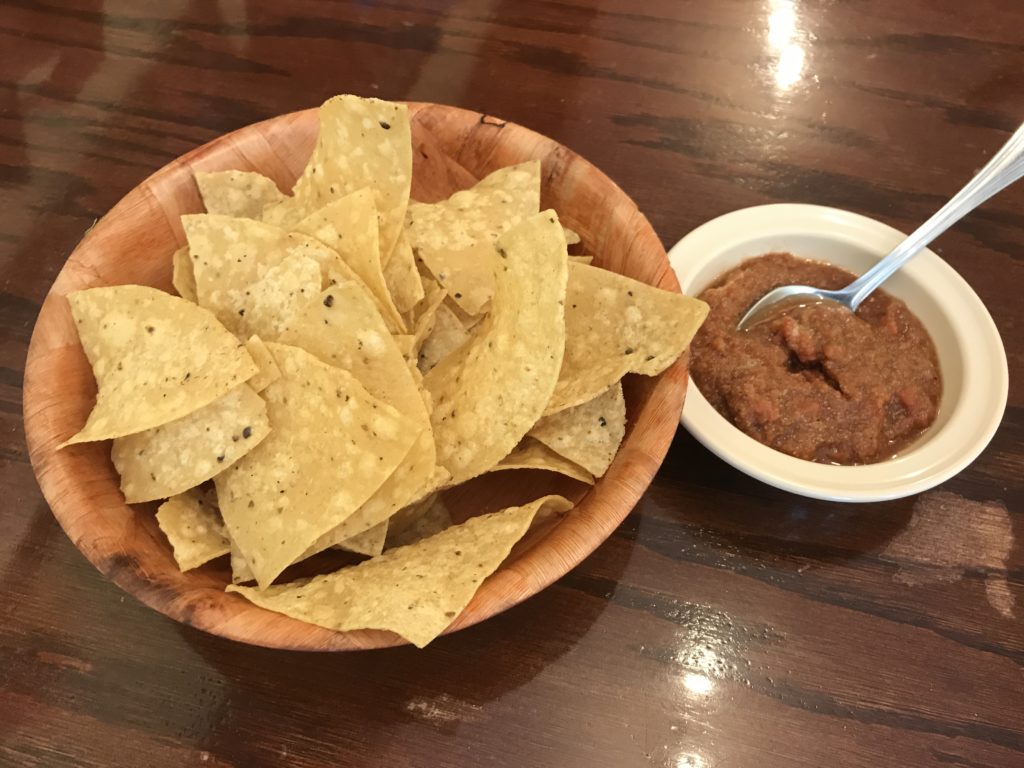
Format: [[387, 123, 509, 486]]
[[23, 103, 688, 650]]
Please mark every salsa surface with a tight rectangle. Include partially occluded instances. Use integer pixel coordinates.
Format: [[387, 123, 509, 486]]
[[691, 253, 942, 465]]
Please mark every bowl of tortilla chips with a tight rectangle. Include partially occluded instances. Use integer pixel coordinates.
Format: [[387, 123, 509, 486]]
[[23, 96, 708, 650]]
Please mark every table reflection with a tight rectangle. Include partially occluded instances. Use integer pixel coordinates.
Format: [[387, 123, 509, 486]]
[[767, 0, 807, 91]]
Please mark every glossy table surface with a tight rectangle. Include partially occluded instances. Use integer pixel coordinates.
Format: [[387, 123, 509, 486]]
[[2, 1, 1022, 766]]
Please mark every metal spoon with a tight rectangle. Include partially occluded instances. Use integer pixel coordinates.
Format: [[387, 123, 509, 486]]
[[737, 122, 1024, 331]]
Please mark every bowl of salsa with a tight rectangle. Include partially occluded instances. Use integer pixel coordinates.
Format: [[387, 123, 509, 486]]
[[668, 204, 1007, 502]]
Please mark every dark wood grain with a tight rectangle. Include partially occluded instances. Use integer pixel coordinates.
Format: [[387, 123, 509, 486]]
[[2, 1, 1022, 767]]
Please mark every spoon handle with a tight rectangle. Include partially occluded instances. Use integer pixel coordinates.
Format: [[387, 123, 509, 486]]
[[846, 122, 1024, 311]]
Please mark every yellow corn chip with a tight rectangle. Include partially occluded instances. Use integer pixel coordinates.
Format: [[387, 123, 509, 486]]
[[183, 213, 352, 318], [243, 335, 281, 393], [298, 460, 448, 566], [215, 343, 419, 587], [391, 334, 414, 358], [385, 496, 452, 549], [443, 295, 485, 331], [268, 96, 411, 260], [529, 382, 625, 477], [336, 521, 387, 557], [280, 281, 435, 554], [417, 240, 497, 317], [230, 538, 255, 585], [235, 255, 322, 340], [568, 255, 594, 265], [233, 512, 388, 575], [196, 170, 285, 219], [183, 215, 322, 302], [417, 301, 471, 374], [488, 438, 594, 485], [563, 226, 582, 245], [405, 163, 540, 250], [424, 211, 568, 485], [545, 263, 710, 414], [171, 246, 197, 302], [112, 384, 270, 503], [410, 260, 445, 318], [227, 495, 573, 647], [405, 162, 540, 315], [406, 279, 446, 359], [63, 285, 257, 446], [292, 189, 405, 332], [385, 492, 438, 539], [157, 489, 231, 571], [280, 282, 428, 421], [383, 230, 425, 314]]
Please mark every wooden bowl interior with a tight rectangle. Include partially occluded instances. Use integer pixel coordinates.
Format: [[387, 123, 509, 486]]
[[23, 103, 688, 650]]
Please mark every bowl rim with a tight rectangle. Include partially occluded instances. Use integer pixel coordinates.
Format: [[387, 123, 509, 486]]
[[668, 203, 1008, 502], [23, 102, 688, 650]]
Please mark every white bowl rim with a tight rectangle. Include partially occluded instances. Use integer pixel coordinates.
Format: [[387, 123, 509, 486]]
[[668, 203, 1009, 503]]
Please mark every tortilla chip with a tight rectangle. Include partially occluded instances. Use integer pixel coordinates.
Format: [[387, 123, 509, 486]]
[[280, 281, 436, 554], [568, 255, 594, 265], [406, 279, 447, 358], [156, 489, 230, 571], [545, 263, 710, 414], [405, 161, 540, 250], [112, 384, 270, 503], [391, 334, 414, 358], [563, 226, 582, 245], [230, 538, 256, 584], [385, 496, 452, 549], [237, 255, 322, 340], [336, 521, 387, 557], [412, 259, 445, 311], [196, 170, 285, 219], [383, 230, 425, 314], [182, 214, 348, 333], [269, 96, 411, 260], [63, 285, 257, 446], [529, 381, 625, 477], [417, 301, 471, 374], [488, 438, 594, 484], [424, 211, 568, 485], [181, 213, 331, 284], [385, 492, 438, 538], [243, 335, 281, 392], [298, 464, 448, 563], [227, 495, 573, 647], [292, 189, 405, 332], [281, 282, 429, 421], [171, 246, 197, 302], [215, 343, 420, 587], [416, 240, 497, 317], [405, 162, 540, 315], [444, 295, 485, 331]]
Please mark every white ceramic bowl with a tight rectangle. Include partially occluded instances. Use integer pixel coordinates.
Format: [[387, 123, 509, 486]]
[[668, 204, 1008, 502]]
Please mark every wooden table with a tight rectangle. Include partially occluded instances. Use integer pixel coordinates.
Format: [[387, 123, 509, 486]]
[[3, 2, 1022, 766]]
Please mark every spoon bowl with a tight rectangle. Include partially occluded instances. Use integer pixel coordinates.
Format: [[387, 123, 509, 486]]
[[737, 287, 846, 329]]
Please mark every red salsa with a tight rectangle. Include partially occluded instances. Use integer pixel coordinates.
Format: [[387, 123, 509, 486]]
[[691, 253, 942, 465]]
